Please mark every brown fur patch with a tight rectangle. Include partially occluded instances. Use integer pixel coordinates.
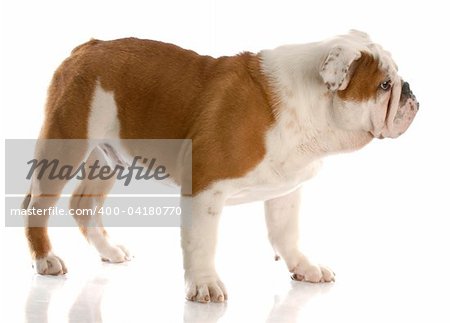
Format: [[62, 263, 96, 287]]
[[26, 227, 51, 259], [79, 226, 88, 237], [40, 48, 96, 139], [338, 52, 386, 101]]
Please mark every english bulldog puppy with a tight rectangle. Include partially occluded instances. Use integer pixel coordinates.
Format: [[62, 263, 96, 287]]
[[22, 30, 418, 303]]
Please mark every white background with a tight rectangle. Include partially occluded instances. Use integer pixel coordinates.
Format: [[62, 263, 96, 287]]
[[1, 0, 450, 322]]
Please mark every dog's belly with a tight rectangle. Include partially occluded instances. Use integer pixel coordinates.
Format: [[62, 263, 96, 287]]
[[225, 181, 301, 205], [224, 159, 322, 205]]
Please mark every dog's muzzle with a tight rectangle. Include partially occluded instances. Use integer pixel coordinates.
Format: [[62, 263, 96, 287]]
[[379, 81, 419, 138]]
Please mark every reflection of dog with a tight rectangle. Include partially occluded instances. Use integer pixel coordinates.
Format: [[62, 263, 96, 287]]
[[22, 30, 418, 303]]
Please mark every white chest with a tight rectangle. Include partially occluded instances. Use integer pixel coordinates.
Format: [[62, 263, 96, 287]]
[[222, 107, 326, 204]]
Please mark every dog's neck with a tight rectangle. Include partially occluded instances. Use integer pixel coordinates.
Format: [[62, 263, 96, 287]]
[[259, 42, 373, 160]]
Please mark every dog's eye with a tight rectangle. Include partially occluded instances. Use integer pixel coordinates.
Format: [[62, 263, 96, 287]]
[[380, 80, 391, 91]]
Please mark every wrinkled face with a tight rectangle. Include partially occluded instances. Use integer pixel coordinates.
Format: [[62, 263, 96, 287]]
[[320, 36, 419, 138]]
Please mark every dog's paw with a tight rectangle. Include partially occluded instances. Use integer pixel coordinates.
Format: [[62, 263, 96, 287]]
[[33, 252, 67, 275], [291, 263, 335, 283], [100, 244, 132, 263], [185, 274, 228, 303]]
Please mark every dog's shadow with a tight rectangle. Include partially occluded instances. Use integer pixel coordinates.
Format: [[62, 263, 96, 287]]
[[25, 274, 67, 323], [67, 276, 108, 323], [265, 281, 333, 322], [25, 268, 109, 323], [183, 300, 227, 323]]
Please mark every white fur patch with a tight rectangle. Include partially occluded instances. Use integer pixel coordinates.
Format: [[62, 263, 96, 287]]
[[320, 46, 361, 91], [88, 82, 120, 139], [34, 252, 67, 275], [181, 192, 227, 302], [86, 228, 131, 263]]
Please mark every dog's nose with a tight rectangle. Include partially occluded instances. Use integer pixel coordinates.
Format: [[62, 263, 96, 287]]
[[402, 82, 411, 96]]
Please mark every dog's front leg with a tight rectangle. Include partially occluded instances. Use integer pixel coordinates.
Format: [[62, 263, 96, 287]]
[[181, 190, 227, 303], [264, 188, 335, 283]]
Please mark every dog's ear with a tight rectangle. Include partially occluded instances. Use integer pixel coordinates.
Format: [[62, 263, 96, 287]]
[[319, 46, 361, 92]]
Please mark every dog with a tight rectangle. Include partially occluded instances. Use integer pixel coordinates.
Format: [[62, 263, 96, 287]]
[[22, 30, 418, 303]]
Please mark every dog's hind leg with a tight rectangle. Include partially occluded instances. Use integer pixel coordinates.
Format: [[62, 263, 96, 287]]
[[23, 139, 89, 275], [70, 146, 131, 263], [23, 49, 100, 274]]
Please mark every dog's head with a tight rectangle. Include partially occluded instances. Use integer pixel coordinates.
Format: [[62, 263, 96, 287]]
[[319, 30, 418, 138]]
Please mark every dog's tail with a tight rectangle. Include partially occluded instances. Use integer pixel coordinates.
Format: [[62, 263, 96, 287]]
[[21, 192, 32, 210], [71, 38, 101, 55]]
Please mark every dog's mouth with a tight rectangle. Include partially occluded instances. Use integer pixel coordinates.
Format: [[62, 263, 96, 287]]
[[376, 81, 419, 139]]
